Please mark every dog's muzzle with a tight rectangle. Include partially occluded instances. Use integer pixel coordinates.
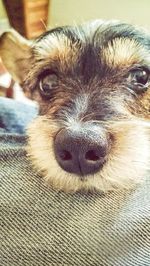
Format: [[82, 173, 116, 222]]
[[54, 125, 111, 177]]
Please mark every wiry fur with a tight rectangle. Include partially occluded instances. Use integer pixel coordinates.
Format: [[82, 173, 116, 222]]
[[27, 116, 150, 193], [1, 20, 150, 193]]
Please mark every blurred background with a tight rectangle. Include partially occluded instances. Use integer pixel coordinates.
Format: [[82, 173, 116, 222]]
[[1, 0, 150, 32], [0, 0, 150, 100]]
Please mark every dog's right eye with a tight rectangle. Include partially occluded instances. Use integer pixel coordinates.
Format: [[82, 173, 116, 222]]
[[127, 68, 150, 94], [39, 73, 58, 97]]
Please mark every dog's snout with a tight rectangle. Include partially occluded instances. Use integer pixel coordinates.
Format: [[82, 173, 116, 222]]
[[54, 127, 111, 177]]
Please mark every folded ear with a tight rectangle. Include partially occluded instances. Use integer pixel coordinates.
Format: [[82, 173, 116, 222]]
[[0, 29, 32, 84]]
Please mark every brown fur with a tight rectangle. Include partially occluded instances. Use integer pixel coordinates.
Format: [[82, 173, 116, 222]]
[[1, 20, 150, 193]]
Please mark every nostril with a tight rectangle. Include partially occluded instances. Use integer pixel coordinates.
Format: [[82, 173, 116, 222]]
[[54, 127, 110, 175], [85, 150, 100, 161], [59, 150, 72, 161]]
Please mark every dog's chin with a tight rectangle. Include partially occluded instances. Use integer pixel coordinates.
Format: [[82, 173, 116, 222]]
[[26, 116, 150, 193]]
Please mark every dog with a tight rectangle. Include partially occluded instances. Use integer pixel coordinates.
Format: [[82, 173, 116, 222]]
[[0, 20, 150, 193]]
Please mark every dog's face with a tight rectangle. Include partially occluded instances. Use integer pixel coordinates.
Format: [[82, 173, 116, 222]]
[[1, 20, 150, 193]]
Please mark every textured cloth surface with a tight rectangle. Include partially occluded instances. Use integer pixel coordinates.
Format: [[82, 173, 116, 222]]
[[0, 98, 150, 266], [0, 133, 150, 266], [0, 97, 38, 134]]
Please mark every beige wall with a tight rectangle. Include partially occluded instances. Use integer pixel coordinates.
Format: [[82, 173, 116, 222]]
[[1, 0, 150, 30], [49, 0, 150, 29], [0, 0, 6, 19]]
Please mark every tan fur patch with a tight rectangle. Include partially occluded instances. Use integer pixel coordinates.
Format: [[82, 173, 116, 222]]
[[102, 38, 150, 68], [27, 117, 150, 193], [33, 34, 80, 72]]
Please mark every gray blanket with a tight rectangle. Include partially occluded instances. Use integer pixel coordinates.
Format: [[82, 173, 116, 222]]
[[0, 98, 150, 266]]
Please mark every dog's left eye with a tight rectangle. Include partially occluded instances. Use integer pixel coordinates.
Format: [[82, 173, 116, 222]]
[[127, 68, 150, 93], [39, 73, 58, 97]]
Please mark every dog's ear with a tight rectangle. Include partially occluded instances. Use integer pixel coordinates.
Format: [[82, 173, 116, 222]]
[[0, 29, 32, 84]]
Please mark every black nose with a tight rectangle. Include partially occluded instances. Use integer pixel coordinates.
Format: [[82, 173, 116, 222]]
[[54, 126, 111, 177]]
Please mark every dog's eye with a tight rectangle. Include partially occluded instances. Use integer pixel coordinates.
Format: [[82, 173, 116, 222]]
[[127, 68, 150, 93], [130, 69, 149, 85], [39, 73, 58, 97]]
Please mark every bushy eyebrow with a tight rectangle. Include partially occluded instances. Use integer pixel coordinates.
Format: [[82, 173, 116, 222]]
[[102, 38, 150, 68]]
